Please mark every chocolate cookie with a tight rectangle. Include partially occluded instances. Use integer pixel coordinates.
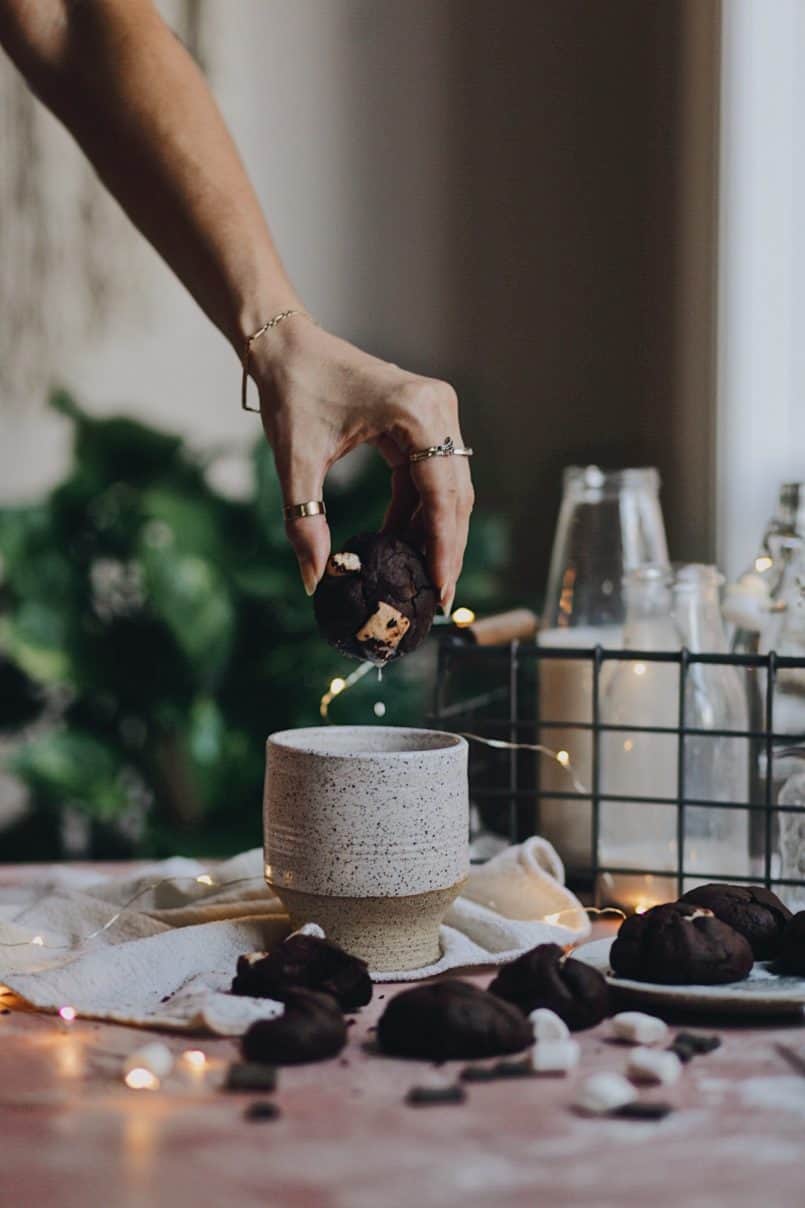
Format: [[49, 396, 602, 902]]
[[232, 934, 372, 1011], [313, 532, 437, 664], [679, 884, 792, 959], [377, 979, 532, 1060], [241, 988, 347, 1065], [777, 911, 805, 976], [610, 902, 754, 985], [488, 943, 609, 1031]]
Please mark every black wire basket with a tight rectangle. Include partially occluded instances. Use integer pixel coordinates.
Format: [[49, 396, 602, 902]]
[[428, 635, 805, 910]]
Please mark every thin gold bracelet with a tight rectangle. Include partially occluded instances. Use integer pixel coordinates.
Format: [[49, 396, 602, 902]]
[[240, 309, 314, 412]]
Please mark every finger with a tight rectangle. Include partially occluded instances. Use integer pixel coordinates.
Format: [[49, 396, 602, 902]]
[[275, 452, 332, 596], [372, 434, 419, 536], [382, 463, 419, 535], [409, 456, 459, 611], [452, 462, 475, 593]]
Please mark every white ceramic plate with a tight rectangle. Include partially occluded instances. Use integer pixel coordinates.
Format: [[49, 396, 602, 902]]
[[573, 937, 805, 1016]]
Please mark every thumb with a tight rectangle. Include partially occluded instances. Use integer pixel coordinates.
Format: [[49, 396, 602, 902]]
[[276, 455, 331, 596]]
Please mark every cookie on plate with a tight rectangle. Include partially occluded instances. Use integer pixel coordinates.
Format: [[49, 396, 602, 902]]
[[679, 883, 791, 959], [610, 901, 754, 985]]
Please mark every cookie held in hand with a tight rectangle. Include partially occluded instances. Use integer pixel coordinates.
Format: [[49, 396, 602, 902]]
[[777, 911, 805, 976], [488, 943, 609, 1032], [241, 988, 347, 1065], [377, 979, 533, 1060], [679, 883, 792, 959], [313, 533, 437, 664], [232, 934, 372, 1011], [610, 902, 754, 985]]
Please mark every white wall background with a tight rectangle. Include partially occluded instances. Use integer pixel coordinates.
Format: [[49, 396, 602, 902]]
[[717, 0, 805, 579]]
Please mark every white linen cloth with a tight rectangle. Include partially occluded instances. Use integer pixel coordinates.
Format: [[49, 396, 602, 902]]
[[0, 838, 589, 1035]]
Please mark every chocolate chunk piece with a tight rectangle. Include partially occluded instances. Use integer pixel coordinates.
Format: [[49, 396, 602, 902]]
[[668, 1031, 721, 1063], [679, 884, 792, 959], [488, 943, 609, 1032], [224, 1062, 278, 1092], [615, 1101, 674, 1120], [232, 934, 372, 1011], [244, 1100, 281, 1121], [460, 1057, 534, 1082], [241, 989, 347, 1065], [406, 1084, 467, 1106], [377, 979, 532, 1061], [313, 533, 436, 664], [776, 911, 805, 976], [610, 902, 753, 985]]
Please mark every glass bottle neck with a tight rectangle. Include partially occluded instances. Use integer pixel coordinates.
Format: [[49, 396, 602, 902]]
[[623, 569, 676, 650], [673, 578, 727, 653]]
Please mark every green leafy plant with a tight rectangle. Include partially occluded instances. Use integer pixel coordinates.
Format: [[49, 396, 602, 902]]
[[0, 392, 509, 859]]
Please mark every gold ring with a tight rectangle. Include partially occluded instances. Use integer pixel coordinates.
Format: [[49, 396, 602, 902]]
[[409, 436, 474, 464], [283, 500, 327, 520]]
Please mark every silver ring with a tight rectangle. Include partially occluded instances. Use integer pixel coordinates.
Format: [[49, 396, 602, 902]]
[[409, 436, 474, 464], [283, 500, 326, 520]]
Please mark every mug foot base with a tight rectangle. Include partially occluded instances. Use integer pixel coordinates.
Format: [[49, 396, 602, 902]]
[[269, 880, 466, 972]]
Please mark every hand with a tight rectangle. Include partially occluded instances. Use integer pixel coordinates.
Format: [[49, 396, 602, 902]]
[[251, 318, 474, 613]]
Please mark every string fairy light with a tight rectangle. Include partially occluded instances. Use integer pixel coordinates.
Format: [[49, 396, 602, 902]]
[[451, 606, 476, 627], [124, 1067, 160, 1092], [456, 732, 589, 796], [319, 661, 375, 719], [0, 874, 262, 952], [181, 1049, 207, 1070], [58, 1005, 77, 1023]]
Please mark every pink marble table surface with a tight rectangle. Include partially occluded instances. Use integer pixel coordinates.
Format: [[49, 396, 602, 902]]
[[1, 863, 804, 1208]]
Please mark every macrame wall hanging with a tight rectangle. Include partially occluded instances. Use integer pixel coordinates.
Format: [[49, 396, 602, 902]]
[[0, 1, 210, 409]]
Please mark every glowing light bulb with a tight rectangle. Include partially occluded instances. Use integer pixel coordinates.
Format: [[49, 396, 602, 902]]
[[58, 1006, 77, 1023], [633, 663, 647, 676], [125, 1067, 160, 1091], [755, 555, 773, 573], [31, 935, 44, 946], [182, 1049, 207, 1069], [633, 899, 653, 915], [330, 677, 346, 696], [556, 750, 570, 767], [373, 701, 386, 718], [451, 606, 476, 627], [195, 874, 214, 886]]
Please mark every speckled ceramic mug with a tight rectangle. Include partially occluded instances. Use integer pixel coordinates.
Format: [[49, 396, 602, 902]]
[[264, 726, 469, 971]]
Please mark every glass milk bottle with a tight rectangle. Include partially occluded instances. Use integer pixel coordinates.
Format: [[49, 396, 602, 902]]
[[727, 485, 805, 860], [599, 566, 680, 907], [538, 466, 669, 872], [674, 565, 751, 883]]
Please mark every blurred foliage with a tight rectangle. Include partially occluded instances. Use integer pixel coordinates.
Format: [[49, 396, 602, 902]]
[[0, 391, 509, 860]]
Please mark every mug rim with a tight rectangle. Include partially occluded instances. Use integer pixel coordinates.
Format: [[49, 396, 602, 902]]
[[267, 725, 467, 760]]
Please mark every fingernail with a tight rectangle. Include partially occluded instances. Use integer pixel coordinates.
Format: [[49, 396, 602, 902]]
[[300, 562, 318, 597], [441, 586, 455, 617]]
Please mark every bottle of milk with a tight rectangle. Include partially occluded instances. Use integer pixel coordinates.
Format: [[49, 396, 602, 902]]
[[538, 466, 669, 874]]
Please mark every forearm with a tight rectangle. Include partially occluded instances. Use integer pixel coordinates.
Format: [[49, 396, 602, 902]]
[[0, 0, 297, 350]]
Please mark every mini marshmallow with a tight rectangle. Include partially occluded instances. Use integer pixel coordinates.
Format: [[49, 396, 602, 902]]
[[627, 1047, 682, 1087], [610, 1011, 669, 1046], [529, 1007, 570, 1044], [575, 1071, 637, 1115], [123, 1042, 174, 1079], [531, 1039, 580, 1074], [289, 923, 326, 940]]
